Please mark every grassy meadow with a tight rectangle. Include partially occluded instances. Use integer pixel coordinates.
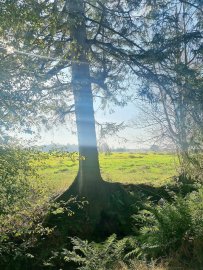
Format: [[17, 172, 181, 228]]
[[35, 152, 178, 196]]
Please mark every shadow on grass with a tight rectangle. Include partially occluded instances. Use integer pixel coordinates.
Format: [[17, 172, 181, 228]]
[[44, 174, 196, 242], [2, 175, 196, 270]]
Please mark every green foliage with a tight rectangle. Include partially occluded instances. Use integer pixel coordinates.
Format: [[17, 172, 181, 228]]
[[46, 234, 135, 270], [134, 188, 203, 265], [181, 153, 203, 183], [0, 145, 199, 269], [0, 145, 51, 268], [137, 198, 191, 256], [0, 145, 41, 213], [0, 144, 88, 270]]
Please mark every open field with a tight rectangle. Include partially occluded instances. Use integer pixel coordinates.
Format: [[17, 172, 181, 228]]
[[36, 152, 178, 195]]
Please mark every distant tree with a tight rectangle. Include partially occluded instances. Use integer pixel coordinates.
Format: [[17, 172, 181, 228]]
[[99, 142, 111, 155], [150, 144, 160, 152], [115, 147, 127, 153]]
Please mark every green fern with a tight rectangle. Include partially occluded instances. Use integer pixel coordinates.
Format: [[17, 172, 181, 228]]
[[49, 234, 135, 270], [134, 188, 203, 264]]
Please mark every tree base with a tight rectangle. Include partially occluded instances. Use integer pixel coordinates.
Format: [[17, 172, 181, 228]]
[[45, 177, 136, 241], [45, 173, 187, 244], [36, 179, 185, 269]]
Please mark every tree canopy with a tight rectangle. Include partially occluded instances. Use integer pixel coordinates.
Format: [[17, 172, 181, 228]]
[[1, 0, 202, 187]]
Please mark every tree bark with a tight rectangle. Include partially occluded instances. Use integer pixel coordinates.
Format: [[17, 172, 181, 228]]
[[62, 0, 102, 197]]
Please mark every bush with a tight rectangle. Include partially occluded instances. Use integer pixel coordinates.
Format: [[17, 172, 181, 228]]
[[0, 145, 86, 269], [0, 145, 51, 268], [0, 145, 36, 212]]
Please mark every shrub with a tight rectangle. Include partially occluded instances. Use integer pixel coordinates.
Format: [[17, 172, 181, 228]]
[[0, 145, 85, 269], [0, 145, 51, 268], [0, 145, 36, 213]]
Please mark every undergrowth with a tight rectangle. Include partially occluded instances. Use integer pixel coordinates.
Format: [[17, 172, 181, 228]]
[[0, 145, 203, 270], [132, 187, 203, 268]]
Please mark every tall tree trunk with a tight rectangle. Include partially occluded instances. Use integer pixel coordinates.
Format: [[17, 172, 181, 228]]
[[64, 0, 102, 197]]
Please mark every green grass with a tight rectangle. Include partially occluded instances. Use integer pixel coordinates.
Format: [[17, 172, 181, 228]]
[[35, 152, 178, 196], [100, 152, 178, 186]]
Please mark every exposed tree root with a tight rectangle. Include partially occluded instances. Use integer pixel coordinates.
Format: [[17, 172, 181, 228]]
[[45, 178, 137, 241]]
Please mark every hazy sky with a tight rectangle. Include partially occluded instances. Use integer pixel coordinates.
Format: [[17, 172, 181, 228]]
[[31, 99, 156, 149]]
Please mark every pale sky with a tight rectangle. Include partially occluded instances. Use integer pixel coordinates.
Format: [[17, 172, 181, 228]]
[[30, 99, 156, 149]]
